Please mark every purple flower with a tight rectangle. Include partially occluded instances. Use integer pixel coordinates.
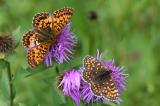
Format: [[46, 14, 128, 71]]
[[57, 51, 127, 105], [80, 51, 128, 104], [45, 23, 77, 67], [58, 69, 81, 106]]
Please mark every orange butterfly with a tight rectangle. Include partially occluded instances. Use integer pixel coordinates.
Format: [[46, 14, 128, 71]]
[[23, 7, 73, 68]]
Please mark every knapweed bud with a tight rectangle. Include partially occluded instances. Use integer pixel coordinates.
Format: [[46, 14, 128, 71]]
[[0, 33, 15, 53]]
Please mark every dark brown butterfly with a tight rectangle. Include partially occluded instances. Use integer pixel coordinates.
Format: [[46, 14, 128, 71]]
[[82, 56, 119, 102]]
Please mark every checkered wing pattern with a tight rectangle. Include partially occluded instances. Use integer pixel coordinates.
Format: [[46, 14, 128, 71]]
[[83, 55, 119, 101], [101, 77, 119, 101], [22, 30, 46, 48], [32, 12, 52, 31], [22, 7, 74, 68], [52, 7, 73, 35], [27, 43, 51, 68]]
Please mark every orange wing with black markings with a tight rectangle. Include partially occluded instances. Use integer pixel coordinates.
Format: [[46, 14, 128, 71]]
[[101, 78, 119, 101], [32, 12, 52, 31], [22, 30, 46, 48], [52, 7, 73, 35], [90, 83, 102, 96], [23, 7, 74, 68], [27, 43, 51, 68]]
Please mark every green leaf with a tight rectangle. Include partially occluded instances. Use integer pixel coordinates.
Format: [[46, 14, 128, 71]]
[[0, 69, 10, 101], [0, 59, 5, 69], [18, 103, 27, 106], [0, 53, 5, 59], [25, 64, 49, 77], [14, 67, 30, 81], [4, 51, 17, 63], [52, 86, 65, 106], [12, 26, 21, 48]]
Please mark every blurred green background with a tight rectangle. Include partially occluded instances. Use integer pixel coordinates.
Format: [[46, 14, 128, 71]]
[[0, 0, 160, 106]]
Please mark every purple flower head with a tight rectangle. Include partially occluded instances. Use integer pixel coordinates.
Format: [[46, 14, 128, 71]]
[[80, 51, 128, 104], [45, 23, 77, 67], [58, 69, 81, 106]]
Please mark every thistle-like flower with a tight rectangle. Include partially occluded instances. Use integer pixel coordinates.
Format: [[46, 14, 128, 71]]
[[0, 33, 15, 53], [44, 23, 77, 67], [57, 51, 127, 105], [58, 69, 81, 106], [80, 51, 127, 104]]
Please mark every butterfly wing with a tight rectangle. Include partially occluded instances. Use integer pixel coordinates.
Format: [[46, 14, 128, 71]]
[[32, 8, 73, 36], [101, 77, 119, 102], [83, 56, 106, 83], [52, 7, 73, 35], [27, 42, 51, 68], [83, 70, 94, 84], [83, 55, 118, 98], [90, 83, 102, 96], [83, 56, 106, 96], [82, 56, 96, 83], [83, 56, 106, 71], [22, 30, 47, 48], [23, 30, 51, 68], [32, 12, 52, 32]]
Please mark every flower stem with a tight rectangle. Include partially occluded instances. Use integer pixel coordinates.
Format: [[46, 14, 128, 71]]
[[5, 60, 14, 106], [55, 66, 60, 75]]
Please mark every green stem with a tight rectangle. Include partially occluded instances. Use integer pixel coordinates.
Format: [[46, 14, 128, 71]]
[[5, 61, 13, 106], [85, 104, 89, 106], [55, 65, 60, 75]]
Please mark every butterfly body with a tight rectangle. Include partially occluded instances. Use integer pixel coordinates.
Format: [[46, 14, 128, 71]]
[[93, 69, 111, 85], [82, 56, 119, 102], [23, 7, 73, 68]]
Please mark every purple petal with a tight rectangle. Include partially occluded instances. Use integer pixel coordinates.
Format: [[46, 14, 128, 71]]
[[44, 23, 77, 66], [58, 69, 81, 106]]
